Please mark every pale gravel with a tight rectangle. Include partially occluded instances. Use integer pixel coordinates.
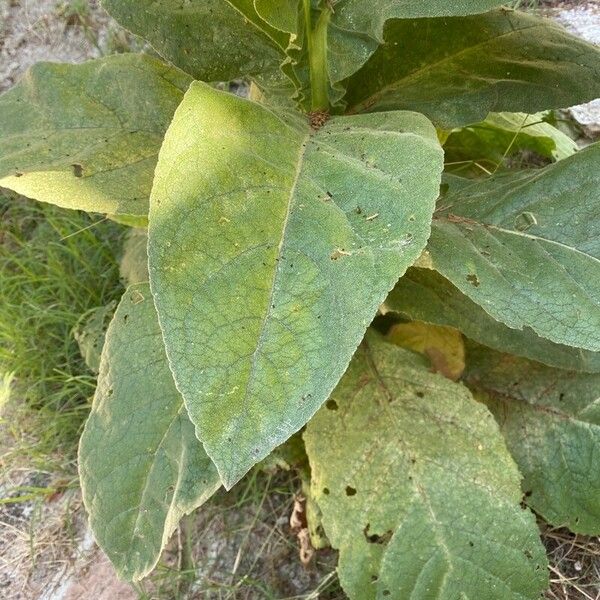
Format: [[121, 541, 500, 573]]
[[554, 2, 600, 133]]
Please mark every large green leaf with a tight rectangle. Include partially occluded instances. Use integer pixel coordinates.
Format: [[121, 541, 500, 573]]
[[0, 54, 190, 217], [386, 268, 600, 373], [343, 10, 600, 127], [148, 82, 443, 488], [428, 143, 600, 351], [444, 112, 578, 174], [327, 0, 503, 84], [102, 0, 288, 82], [465, 344, 600, 534], [304, 332, 548, 600], [79, 283, 220, 581]]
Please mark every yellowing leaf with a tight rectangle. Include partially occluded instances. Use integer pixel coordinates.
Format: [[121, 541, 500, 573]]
[[0, 54, 191, 216], [387, 321, 465, 380], [304, 332, 548, 600]]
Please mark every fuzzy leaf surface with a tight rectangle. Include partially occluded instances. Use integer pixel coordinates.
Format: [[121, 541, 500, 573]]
[[327, 0, 503, 84], [386, 268, 600, 373], [0, 54, 191, 216], [343, 10, 600, 127], [304, 333, 548, 599], [428, 143, 600, 351], [103, 0, 287, 82], [148, 83, 443, 488], [465, 345, 600, 534], [254, 0, 299, 33], [79, 284, 220, 581], [120, 228, 149, 286]]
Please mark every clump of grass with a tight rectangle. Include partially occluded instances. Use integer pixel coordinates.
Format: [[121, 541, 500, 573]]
[[0, 193, 124, 466]]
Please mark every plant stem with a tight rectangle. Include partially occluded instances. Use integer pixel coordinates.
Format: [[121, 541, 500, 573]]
[[303, 0, 331, 111]]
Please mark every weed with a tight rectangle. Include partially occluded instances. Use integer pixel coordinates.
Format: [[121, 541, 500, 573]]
[[0, 193, 124, 465]]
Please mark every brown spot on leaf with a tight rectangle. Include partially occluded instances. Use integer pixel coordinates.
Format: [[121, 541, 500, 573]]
[[466, 274, 480, 287]]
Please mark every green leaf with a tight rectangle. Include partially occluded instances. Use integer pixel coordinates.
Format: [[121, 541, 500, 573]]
[[79, 283, 220, 581], [254, 0, 299, 34], [428, 143, 600, 351], [0, 54, 191, 217], [386, 268, 600, 373], [73, 302, 116, 374], [148, 82, 443, 488], [102, 0, 287, 82], [465, 344, 600, 534], [304, 332, 548, 600], [343, 10, 600, 127], [444, 112, 578, 174], [120, 228, 149, 286], [327, 0, 503, 84]]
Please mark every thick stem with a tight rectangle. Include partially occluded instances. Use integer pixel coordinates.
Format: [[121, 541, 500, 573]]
[[303, 0, 331, 111]]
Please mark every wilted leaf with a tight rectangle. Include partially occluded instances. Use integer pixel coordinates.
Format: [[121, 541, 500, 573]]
[[387, 321, 465, 380], [428, 143, 600, 351], [148, 82, 443, 488], [386, 268, 600, 373], [465, 344, 600, 534], [79, 283, 220, 580], [304, 332, 548, 599], [343, 10, 600, 127], [0, 54, 191, 216]]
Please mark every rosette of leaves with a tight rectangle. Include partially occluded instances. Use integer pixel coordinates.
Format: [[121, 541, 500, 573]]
[[1, 0, 600, 596]]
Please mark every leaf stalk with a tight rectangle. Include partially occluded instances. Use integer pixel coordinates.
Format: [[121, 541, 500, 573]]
[[303, 0, 331, 111]]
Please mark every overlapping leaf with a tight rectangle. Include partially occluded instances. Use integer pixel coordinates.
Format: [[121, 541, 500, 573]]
[[102, 0, 288, 82], [254, 0, 299, 34], [444, 112, 577, 174], [327, 0, 504, 85], [79, 284, 220, 581], [0, 54, 191, 217], [343, 10, 600, 127], [148, 82, 443, 488], [427, 143, 600, 351], [120, 228, 149, 286], [304, 332, 548, 600], [73, 302, 116, 374], [386, 268, 600, 373], [465, 344, 600, 534], [387, 320, 465, 381]]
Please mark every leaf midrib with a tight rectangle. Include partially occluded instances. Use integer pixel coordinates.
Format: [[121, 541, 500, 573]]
[[347, 21, 543, 113], [435, 216, 600, 266], [225, 131, 312, 477]]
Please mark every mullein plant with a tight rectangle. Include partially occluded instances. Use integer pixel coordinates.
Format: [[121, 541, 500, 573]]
[[1, 1, 600, 597]]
